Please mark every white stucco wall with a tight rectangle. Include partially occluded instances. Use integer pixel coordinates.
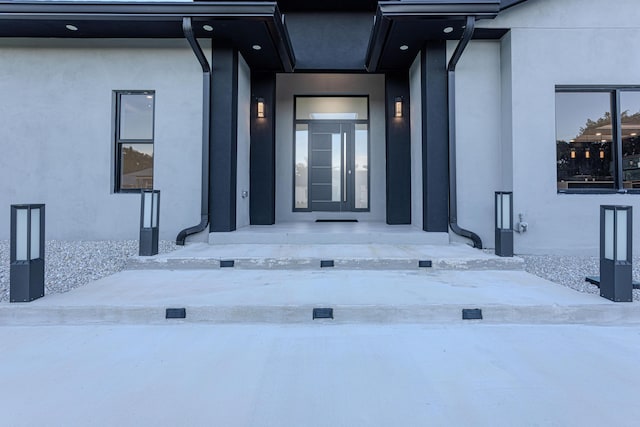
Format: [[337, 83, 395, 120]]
[[448, 41, 503, 248], [409, 53, 423, 229], [275, 73, 386, 222], [236, 54, 251, 229], [472, 0, 640, 254], [0, 39, 206, 241]]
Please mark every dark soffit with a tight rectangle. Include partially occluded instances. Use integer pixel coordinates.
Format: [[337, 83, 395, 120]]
[[0, 1, 295, 72], [366, 1, 505, 72]]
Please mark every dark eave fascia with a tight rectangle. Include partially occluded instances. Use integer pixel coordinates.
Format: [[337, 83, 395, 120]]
[[0, 1, 295, 71], [0, 1, 279, 20], [500, 0, 529, 11], [365, 1, 500, 72]]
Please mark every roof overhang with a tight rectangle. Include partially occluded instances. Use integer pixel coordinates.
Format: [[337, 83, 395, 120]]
[[365, 1, 504, 72], [0, 1, 295, 71]]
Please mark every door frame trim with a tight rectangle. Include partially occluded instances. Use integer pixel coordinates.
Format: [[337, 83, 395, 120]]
[[292, 95, 371, 213]]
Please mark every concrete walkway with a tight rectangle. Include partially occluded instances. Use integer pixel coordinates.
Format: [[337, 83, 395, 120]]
[[1, 323, 640, 426]]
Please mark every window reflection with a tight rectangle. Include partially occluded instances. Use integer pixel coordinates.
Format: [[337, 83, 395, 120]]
[[556, 92, 614, 190], [621, 91, 640, 189], [120, 144, 153, 190], [355, 124, 368, 209], [119, 94, 154, 140], [295, 124, 309, 208]]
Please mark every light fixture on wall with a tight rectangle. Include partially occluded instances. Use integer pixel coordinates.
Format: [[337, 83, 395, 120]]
[[570, 149, 576, 159], [394, 96, 403, 118], [600, 149, 605, 159], [585, 149, 591, 159], [257, 98, 265, 118]]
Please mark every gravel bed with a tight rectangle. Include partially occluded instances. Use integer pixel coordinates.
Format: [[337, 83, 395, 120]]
[[521, 255, 640, 301], [0, 240, 177, 303], [2, 241, 638, 302]]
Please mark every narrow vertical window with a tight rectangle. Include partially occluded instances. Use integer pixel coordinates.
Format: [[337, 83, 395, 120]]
[[114, 91, 155, 192]]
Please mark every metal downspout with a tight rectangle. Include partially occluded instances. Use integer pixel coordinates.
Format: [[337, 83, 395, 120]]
[[176, 17, 211, 245], [447, 16, 483, 249]]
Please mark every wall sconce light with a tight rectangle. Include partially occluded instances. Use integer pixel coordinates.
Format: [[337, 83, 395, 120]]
[[495, 192, 513, 257], [394, 96, 403, 118], [570, 149, 576, 159], [585, 149, 591, 159], [599, 149, 605, 159], [598, 205, 633, 302], [10, 204, 45, 302], [140, 190, 160, 256], [257, 97, 265, 118]]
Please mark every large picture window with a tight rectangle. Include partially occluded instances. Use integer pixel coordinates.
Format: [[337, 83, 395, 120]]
[[556, 87, 640, 193], [114, 91, 155, 192]]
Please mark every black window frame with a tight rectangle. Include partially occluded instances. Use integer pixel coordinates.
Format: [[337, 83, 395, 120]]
[[556, 85, 640, 195], [113, 90, 155, 193]]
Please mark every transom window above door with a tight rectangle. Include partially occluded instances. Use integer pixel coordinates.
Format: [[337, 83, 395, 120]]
[[295, 96, 368, 120], [294, 96, 370, 212]]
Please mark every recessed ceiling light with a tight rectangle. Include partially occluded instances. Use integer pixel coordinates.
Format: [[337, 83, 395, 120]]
[[252, 44, 262, 51], [631, 133, 638, 136], [399, 45, 409, 51], [146, 95, 153, 99], [595, 132, 602, 136], [443, 27, 454, 34], [65, 24, 78, 31], [203, 25, 213, 32]]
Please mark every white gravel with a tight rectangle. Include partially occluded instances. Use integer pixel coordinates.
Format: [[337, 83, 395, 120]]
[[521, 255, 640, 301], [1, 241, 638, 302], [0, 240, 177, 303]]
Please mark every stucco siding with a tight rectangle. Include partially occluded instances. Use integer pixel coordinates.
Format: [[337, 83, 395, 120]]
[[449, 40, 503, 248], [0, 39, 205, 240]]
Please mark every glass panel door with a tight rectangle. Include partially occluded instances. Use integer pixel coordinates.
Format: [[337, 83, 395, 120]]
[[309, 122, 349, 211]]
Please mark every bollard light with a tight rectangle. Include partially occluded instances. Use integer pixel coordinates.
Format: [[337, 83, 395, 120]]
[[495, 192, 513, 257], [10, 204, 45, 302], [599, 205, 633, 302], [139, 190, 160, 256]]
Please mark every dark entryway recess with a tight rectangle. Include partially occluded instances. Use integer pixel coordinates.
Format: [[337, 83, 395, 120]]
[[250, 72, 276, 225]]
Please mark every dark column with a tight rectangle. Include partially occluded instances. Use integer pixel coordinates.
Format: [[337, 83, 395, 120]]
[[385, 72, 412, 224], [250, 72, 276, 225], [210, 43, 238, 232], [421, 41, 449, 232]]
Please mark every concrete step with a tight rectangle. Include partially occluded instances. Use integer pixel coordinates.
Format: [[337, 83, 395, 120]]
[[1, 269, 637, 326], [208, 224, 450, 245], [2, 303, 639, 326], [127, 243, 524, 271]]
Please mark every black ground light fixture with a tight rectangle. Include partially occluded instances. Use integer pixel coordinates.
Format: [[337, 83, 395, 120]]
[[495, 192, 513, 257], [139, 190, 160, 256], [597, 205, 633, 302], [10, 204, 45, 302]]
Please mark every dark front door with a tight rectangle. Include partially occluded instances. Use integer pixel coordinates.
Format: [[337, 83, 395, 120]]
[[309, 122, 355, 211]]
